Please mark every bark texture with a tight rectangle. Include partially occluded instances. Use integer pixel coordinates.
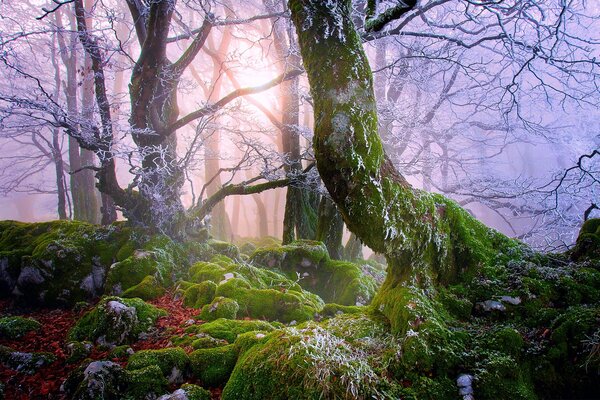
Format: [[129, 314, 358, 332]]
[[289, 0, 516, 332]]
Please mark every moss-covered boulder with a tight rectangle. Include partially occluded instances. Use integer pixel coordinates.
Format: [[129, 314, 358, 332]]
[[571, 218, 600, 261], [185, 256, 324, 323], [221, 313, 401, 399], [199, 296, 239, 321], [190, 344, 239, 387], [127, 347, 189, 384], [158, 384, 211, 400], [65, 341, 93, 364], [125, 364, 169, 399], [0, 316, 41, 339], [0, 220, 134, 305], [105, 235, 189, 295], [250, 240, 382, 306], [0, 345, 56, 374], [68, 296, 166, 345], [121, 275, 165, 300], [183, 281, 217, 308], [178, 318, 276, 345], [66, 360, 128, 400]]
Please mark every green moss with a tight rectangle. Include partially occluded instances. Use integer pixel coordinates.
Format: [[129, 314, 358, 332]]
[[121, 275, 165, 300], [68, 296, 166, 345], [191, 335, 229, 349], [125, 365, 169, 399], [208, 239, 241, 260], [105, 252, 158, 294], [190, 344, 238, 387], [222, 313, 398, 399], [320, 303, 364, 318], [65, 341, 93, 364], [184, 318, 276, 343], [183, 281, 217, 308], [0, 345, 56, 374], [0, 220, 134, 305], [179, 384, 212, 400], [199, 297, 239, 321], [108, 344, 133, 359], [127, 347, 189, 380], [0, 316, 41, 339], [250, 241, 380, 306], [215, 278, 321, 322]]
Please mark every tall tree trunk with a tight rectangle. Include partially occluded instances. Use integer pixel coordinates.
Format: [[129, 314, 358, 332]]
[[253, 194, 269, 238], [315, 196, 344, 259], [344, 233, 363, 261], [266, 0, 318, 244], [290, 0, 516, 333]]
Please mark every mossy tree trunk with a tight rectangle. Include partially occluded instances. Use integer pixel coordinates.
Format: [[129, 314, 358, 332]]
[[315, 196, 344, 259], [289, 0, 515, 333]]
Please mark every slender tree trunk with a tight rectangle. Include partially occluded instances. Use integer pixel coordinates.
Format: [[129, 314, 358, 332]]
[[315, 196, 344, 259], [290, 0, 516, 333], [253, 194, 269, 238], [344, 233, 363, 261]]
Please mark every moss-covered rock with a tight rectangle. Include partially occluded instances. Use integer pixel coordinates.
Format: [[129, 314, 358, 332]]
[[125, 364, 169, 399], [181, 318, 276, 344], [121, 275, 165, 300], [68, 296, 166, 345], [0, 316, 41, 339], [185, 256, 324, 323], [199, 297, 239, 321], [0, 345, 56, 374], [207, 239, 241, 260], [0, 220, 134, 305], [65, 341, 93, 364], [190, 344, 238, 387], [68, 360, 128, 400], [222, 313, 400, 400], [158, 384, 211, 400], [183, 280, 217, 308], [127, 347, 189, 384], [250, 240, 381, 306], [571, 218, 600, 261]]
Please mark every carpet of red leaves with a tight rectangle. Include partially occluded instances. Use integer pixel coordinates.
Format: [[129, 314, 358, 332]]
[[0, 292, 216, 400]]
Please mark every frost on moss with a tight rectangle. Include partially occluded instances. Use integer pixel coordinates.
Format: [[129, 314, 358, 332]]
[[221, 313, 403, 400], [250, 240, 382, 306], [105, 234, 189, 295], [0, 316, 41, 339], [68, 296, 166, 345]]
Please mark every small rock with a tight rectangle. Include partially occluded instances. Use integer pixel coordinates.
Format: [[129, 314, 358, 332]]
[[459, 386, 474, 395], [457, 374, 473, 387], [477, 300, 506, 312], [255, 333, 266, 339], [500, 295, 521, 305], [158, 389, 189, 400]]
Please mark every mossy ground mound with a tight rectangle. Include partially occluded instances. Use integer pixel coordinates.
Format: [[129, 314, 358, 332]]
[[0, 316, 41, 339], [0, 220, 134, 305], [250, 240, 384, 306], [180, 254, 324, 322]]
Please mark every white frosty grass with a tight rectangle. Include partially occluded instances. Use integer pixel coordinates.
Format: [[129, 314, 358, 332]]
[[282, 315, 400, 400]]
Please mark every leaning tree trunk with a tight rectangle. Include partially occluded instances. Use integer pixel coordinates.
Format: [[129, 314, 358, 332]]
[[289, 0, 516, 333], [315, 196, 344, 259]]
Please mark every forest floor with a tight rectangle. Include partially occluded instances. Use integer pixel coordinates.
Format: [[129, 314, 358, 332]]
[[0, 292, 223, 399]]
